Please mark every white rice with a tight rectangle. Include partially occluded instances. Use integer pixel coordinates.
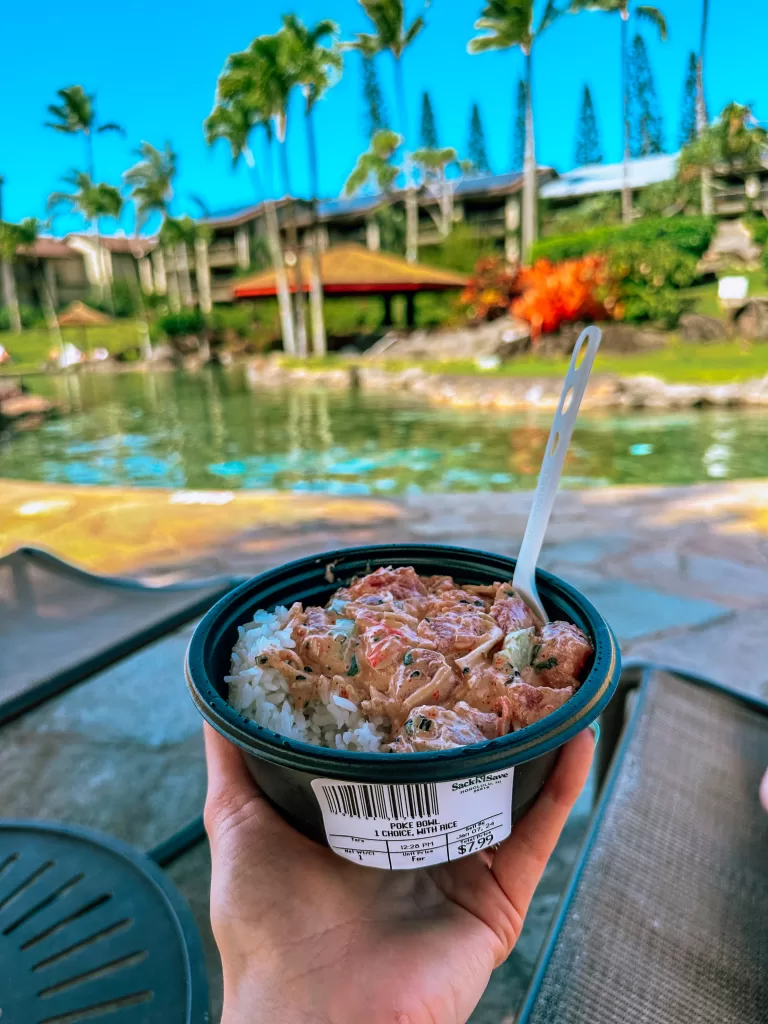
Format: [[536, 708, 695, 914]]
[[225, 607, 387, 752]]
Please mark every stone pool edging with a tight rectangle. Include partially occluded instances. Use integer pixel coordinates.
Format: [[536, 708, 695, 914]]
[[246, 361, 768, 412]]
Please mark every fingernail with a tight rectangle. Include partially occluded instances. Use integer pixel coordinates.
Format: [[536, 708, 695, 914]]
[[589, 721, 600, 744]]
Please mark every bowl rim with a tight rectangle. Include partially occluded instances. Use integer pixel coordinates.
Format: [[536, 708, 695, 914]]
[[186, 543, 621, 780]]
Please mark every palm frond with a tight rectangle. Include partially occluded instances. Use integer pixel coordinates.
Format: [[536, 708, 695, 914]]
[[636, 5, 667, 39], [468, 1, 534, 52], [343, 32, 381, 58], [97, 122, 125, 135], [539, 0, 563, 33], [404, 15, 425, 46]]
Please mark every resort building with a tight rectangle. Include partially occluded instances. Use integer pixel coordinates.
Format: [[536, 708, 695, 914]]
[[4, 152, 768, 317]]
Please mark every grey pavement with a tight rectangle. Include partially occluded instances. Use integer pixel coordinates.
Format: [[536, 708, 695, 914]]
[[7, 480, 768, 1022]]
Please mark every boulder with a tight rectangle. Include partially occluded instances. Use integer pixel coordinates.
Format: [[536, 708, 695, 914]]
[[538, 322, 666, 355], [365, 316, 531, 362], [0, 394, 54, 420], [679, 313, 729, 342], [734, 298, 768, 340]]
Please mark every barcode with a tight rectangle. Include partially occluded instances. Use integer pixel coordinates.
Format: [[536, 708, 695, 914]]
[[321, 782, 440, 820]]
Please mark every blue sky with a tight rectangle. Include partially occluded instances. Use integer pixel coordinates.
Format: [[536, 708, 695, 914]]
[[2, 0, 766, 234]]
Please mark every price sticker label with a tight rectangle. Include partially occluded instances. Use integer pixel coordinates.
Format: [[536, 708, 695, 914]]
[[311, 770, 514, 870]]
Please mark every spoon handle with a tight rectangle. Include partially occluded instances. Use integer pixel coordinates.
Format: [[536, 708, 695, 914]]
[[512, 326, 602, 622]]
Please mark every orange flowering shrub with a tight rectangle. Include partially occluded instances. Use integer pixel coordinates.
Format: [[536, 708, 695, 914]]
[[460, 256, 521, 322], [511, 256, 608, 338]]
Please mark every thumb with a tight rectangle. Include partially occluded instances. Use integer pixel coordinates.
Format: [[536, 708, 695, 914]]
[[760, 767, 768, 813]]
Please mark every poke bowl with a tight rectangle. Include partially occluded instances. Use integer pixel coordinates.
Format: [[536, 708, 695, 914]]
[[186, 544, 620, 869]]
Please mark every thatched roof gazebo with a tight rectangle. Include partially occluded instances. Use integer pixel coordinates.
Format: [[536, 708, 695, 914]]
[[56, 301, 113, 328], [233, 244, 468, 327]]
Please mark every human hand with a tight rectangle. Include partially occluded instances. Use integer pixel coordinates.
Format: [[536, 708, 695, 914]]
[[204, 725, 594, 1024], [761, 768, 768, 812]]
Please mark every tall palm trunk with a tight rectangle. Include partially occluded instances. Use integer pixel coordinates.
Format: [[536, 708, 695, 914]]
[[176, 243, 194, 306], [35, 260, 63, 349], [394, 57, 418, 264], [521, 49, 538, 262], [620, 13, 633, 224], [1, 260, 21, 333], [697, 0, 713, 215], [278, 138, 308, 358], [165, 247, 181, 312], [245, 145, 296, 356], [305, 104, 327, 357]]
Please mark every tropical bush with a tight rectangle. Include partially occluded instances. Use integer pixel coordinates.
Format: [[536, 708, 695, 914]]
[[511, 256, 607, 338], [87, 280, 140, 318], [158, 309, 207, 338], [531, 216, 715, 263], [602, 241, 698, 326], [421, 223, 498, 274], [460, 256, 521, 322], [0, 305, 44, 332]]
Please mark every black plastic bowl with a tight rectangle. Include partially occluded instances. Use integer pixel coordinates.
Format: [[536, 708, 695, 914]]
[[186, 544, 621, 845]]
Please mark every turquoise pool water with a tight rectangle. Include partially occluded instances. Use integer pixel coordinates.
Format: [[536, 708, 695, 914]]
[[1, 367, 765, 493]]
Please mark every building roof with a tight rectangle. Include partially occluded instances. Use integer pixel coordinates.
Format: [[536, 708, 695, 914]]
[[233, 244, 468, 299], [57, 301, 113, 328], [540, 153, 679, 200], [317, 194, 389, 221], [17, 238, 75, 259], [203, 196, 310, 228]]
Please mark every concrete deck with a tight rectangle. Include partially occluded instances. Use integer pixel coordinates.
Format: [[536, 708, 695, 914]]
[[3, 477, 768, 699], [3, 476, 768, 1020]]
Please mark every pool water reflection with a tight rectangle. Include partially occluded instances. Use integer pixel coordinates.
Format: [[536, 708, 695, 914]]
[[1, 366, 766, 493]]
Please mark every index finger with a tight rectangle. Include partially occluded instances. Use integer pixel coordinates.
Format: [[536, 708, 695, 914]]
[[491, 728, 595, 922]]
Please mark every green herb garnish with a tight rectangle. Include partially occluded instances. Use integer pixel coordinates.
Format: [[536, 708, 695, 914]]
[[418, 716, 433, 732], [410, 670, 421, 678], [403, 651, 414, 666], [534, 657, 558, 671], [348, 654, 360, 676], [404, 718, 415, 735]]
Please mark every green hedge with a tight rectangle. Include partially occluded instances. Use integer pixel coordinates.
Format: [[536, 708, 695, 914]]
[[531, 216, 716, 263]]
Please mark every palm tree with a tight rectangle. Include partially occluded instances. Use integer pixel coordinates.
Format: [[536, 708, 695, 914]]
[[280, 15, 342, 357], [0, 223, 21, 333], [696, 0, 712, 214], [45, 85, 123, 179], [14, 219, 62, 345], [469, 2, 561, 263], [413, 146, 458, 236], [124, 142, 180, 311], [159, 216, 198, 307], [45, 86, 124, 303], [205, 95, 297, 355], [345, 130, 403, 195], [570, 1, 667, 223], [48, 171, 123, 299], [221, 34, 311, 357], [0, 218, 64, 343], [348, 0, 426, 263]]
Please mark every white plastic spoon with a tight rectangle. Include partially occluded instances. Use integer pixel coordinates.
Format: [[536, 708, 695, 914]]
[[512, 325, 602, 624]]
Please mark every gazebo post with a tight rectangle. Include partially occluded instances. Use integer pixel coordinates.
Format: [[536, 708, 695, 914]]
[[382, 294, 394, 327], [405, 293, 416, 330]]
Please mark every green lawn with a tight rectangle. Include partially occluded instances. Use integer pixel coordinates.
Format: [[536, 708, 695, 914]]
[[284, 339, 768, 384], [0, 322, 144, 374], [684, 268, 768, 318]]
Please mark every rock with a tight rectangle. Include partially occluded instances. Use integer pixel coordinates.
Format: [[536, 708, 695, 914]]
[[742, 375, 768, 405], [0, 394, 54, 420], [538, 323, 666, 356], [733, 298, 768, 340], [365, 316, 531, 362], [679, 313, 729, 342], [148, 343, 175, 364], [697, 219, 762, 274]]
